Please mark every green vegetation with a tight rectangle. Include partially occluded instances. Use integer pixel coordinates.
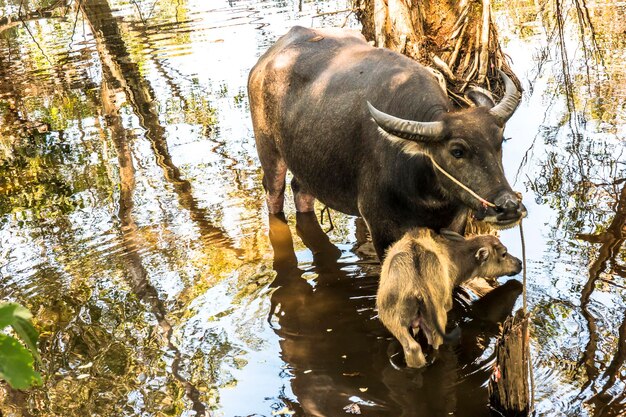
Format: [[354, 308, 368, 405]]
[[0, 303, 41, 389]]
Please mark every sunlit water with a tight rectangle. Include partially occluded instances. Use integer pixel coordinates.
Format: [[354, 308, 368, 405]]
[[0, 0, 624, 416]]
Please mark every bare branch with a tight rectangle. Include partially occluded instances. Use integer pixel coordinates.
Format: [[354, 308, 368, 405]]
[[477, 0, 491, 83]]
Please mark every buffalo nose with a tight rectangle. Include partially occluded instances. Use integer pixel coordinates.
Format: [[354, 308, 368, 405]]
[[494, 193, 522, 219]]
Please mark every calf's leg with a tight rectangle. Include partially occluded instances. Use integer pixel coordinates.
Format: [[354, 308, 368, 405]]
[[394, 326, 427, 368]]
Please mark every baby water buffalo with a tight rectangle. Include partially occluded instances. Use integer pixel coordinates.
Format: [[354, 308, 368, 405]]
[[377, 228, 522, 368]]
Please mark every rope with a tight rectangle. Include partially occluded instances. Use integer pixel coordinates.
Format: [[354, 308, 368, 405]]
[[519, 219, 535, 413], [320, 205, 335, 232], [520, 220, 527, 311], [428, 157, 497, 208]]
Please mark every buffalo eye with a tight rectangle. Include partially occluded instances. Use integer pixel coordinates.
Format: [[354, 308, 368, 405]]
[[501, 251, 507, 259], [450, 148, 464, 159]]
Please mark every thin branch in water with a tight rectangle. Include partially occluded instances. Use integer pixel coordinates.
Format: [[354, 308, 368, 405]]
[[147, 0, 160, 21], [599, 278, 626, 291], [18, 0, 54, 67], [65, 0, 74, 16], [311, 7, 355, 20], [514, 89, 561, 185], [68, 0, 83, 50], [130, 0, 147, 24], [340, 9, 354, 28], [554, 0, 585, 151], [319, 206, 334, 233]]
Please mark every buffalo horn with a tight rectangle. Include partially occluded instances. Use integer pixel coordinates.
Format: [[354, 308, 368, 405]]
[[489, 70, 521, 122], [367, 101, 444, 140]]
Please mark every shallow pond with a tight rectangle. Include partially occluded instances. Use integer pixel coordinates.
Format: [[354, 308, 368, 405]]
[[0, 0, 624, 416]]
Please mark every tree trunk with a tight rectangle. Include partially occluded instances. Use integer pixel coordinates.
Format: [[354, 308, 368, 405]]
[[354, 0, 520, 104], [488, 309, 532, 416]]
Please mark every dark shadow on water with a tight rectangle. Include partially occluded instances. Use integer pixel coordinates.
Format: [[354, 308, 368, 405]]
[[576, 182, 626, 416], [266, 212, 523, 416]]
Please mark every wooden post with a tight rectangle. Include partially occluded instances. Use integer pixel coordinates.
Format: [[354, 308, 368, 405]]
[[488, 309, 531, 416]]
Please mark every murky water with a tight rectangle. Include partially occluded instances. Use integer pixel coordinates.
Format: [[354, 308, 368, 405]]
[[0, 0, 624, 416]]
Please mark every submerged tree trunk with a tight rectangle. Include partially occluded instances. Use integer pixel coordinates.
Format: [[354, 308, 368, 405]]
[[354, 0, 520, 104], [488, 309, 532, 416], [81, 0, 241, 256]]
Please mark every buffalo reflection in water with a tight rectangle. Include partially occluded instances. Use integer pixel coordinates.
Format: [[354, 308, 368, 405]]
[[265, 213, 523, 417]]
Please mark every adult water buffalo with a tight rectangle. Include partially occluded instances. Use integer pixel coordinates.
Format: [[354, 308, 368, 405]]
[[248, 26, 526, 258]]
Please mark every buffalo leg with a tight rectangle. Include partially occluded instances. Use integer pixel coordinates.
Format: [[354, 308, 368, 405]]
[[295, 212, 342, 261], [447, 208, 469, 235], [358, 202, 400, 260], [258, 146, 287, 213], [430, 309, 446, 350], [370, 226, 397, 260], [291, 177, 316, 212]]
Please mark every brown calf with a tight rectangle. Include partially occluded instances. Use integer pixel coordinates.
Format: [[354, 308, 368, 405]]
[[377, 228, 522, 368]]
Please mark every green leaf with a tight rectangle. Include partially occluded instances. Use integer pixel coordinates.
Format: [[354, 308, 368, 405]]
[[0, 303, 32, 330], [0, 334, 42, 389], [12, 317, 41, 364], [0, 303, 40, 364]]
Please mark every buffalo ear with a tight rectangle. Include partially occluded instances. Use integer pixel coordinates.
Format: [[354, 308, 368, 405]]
[[465, 87, 495, 108], [475, 247, 489, 263], [440, 229, 465, 242]]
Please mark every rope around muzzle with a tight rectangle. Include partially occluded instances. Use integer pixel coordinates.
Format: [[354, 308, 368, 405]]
[[427, 157, 497, 208]]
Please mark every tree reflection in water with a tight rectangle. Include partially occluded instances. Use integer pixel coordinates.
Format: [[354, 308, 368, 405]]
[[512, 0, 625, 414]]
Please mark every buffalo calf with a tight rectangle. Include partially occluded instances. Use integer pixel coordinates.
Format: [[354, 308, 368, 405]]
[[376, 228, 522, 368]]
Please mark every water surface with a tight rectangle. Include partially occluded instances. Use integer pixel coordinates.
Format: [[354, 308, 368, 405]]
[[0, 0, 624, 416]]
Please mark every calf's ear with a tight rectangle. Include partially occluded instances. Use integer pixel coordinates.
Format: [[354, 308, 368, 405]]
[[475, 247, 489, 263], [440, 229, 465, 242]]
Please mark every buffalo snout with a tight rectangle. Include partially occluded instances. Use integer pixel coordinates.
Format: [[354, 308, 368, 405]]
[[473, 191, 527, 227], [493, 191, 527, 225], [494, 192, 524, 220]]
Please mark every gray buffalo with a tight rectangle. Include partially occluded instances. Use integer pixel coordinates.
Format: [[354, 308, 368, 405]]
[[248, 26, 526, 258]]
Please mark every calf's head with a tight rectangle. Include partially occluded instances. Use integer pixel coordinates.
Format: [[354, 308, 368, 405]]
[[472, 234, 523, 278], [441, 230, 522, 279], [368, 71, 527, 229]]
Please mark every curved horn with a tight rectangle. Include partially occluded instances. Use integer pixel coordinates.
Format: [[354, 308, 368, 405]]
[[367, 101, 444, 140], [489, 70, 521, 122]]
